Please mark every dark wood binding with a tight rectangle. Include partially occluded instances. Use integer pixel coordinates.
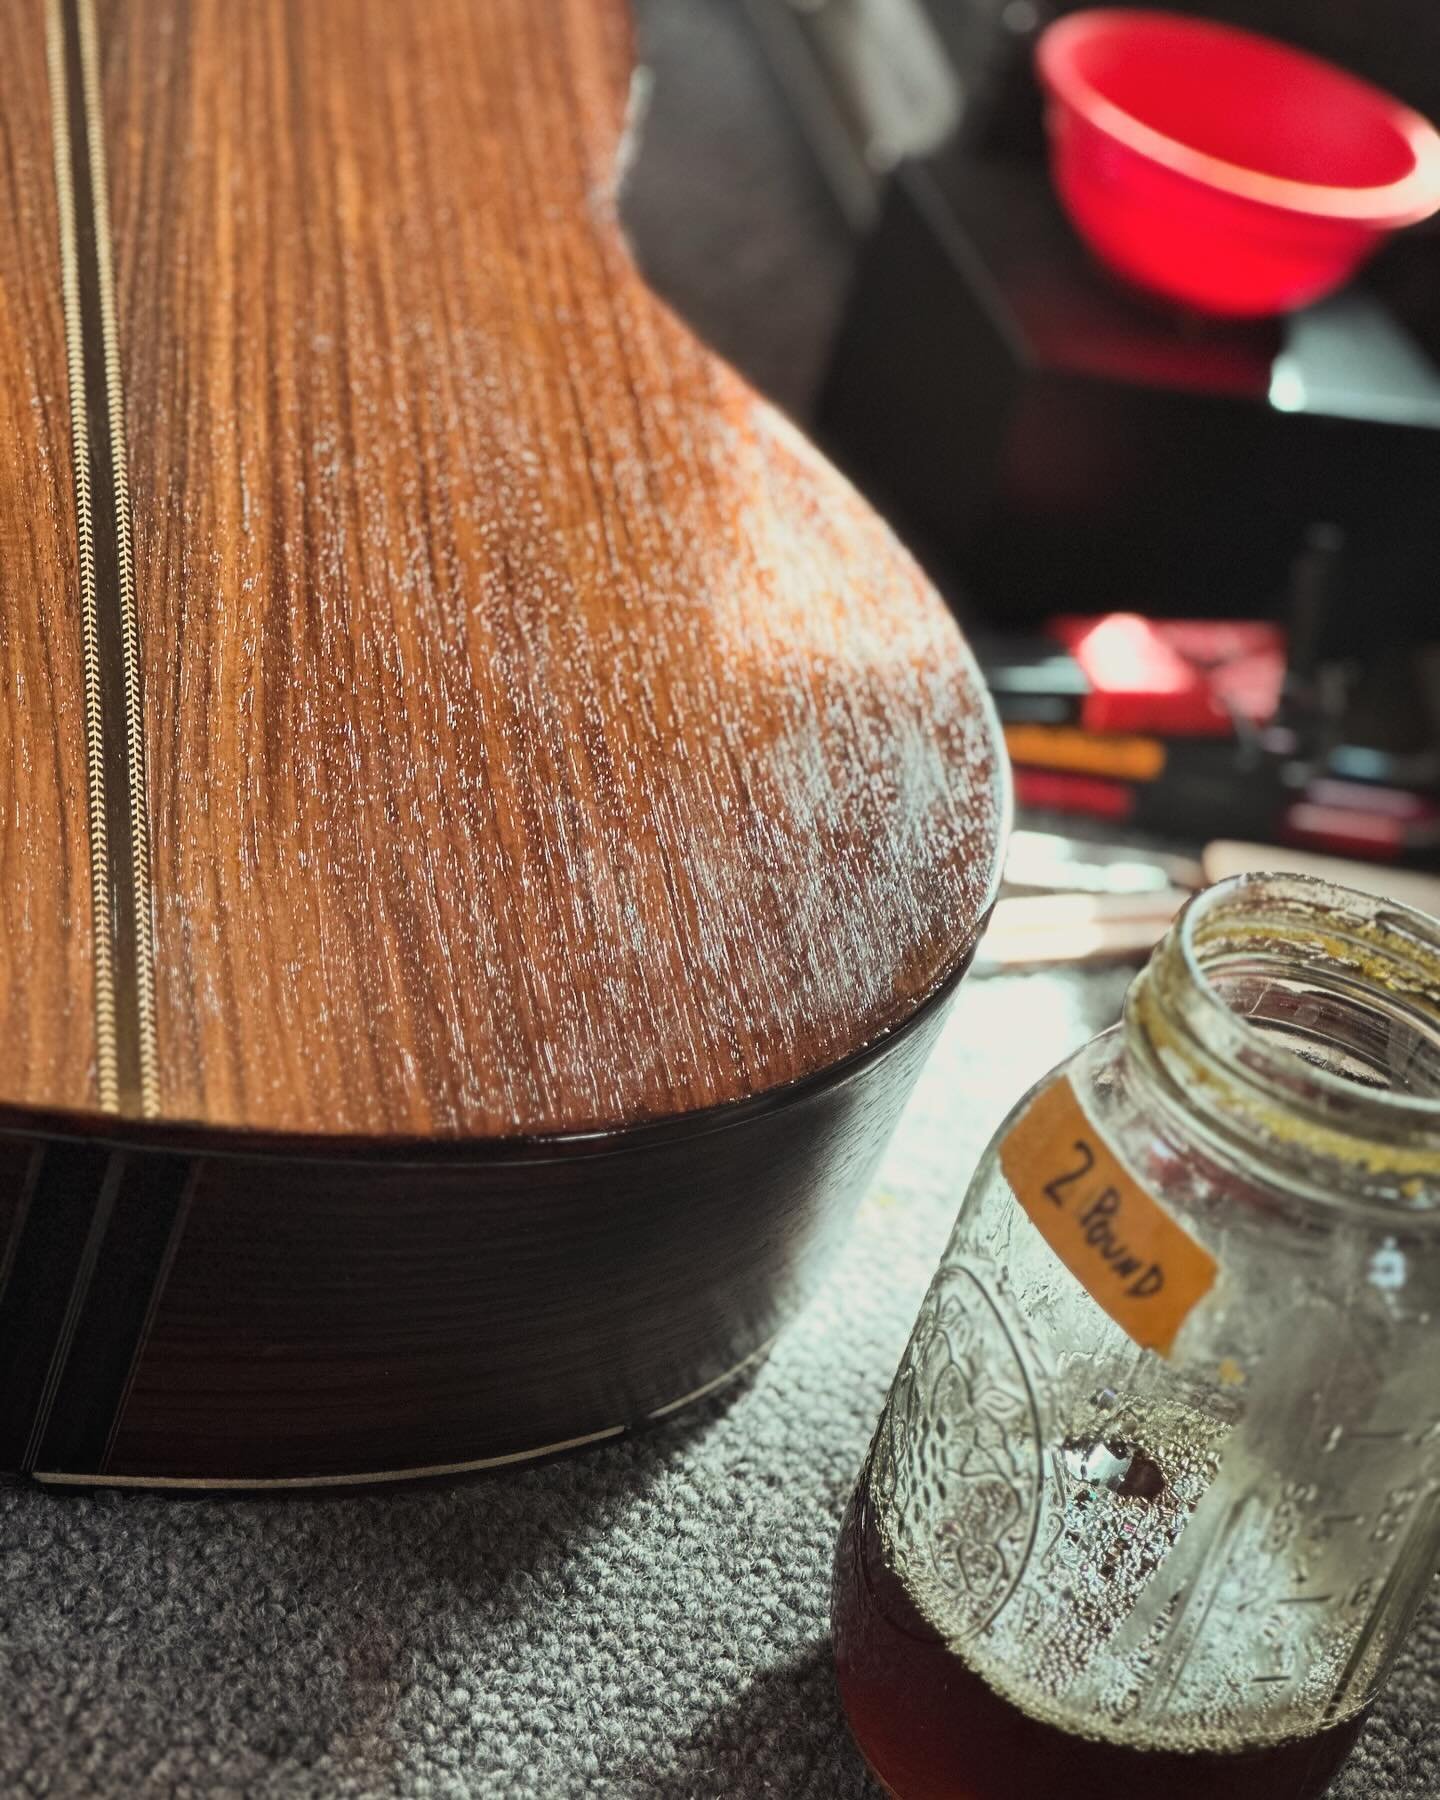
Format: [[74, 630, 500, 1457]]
[[75, 984, 957, 1485], [0, 0, 1006, 1486]]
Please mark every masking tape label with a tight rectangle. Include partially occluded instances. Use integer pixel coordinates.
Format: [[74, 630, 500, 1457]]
[[1000, 1076, 1218, 1355]]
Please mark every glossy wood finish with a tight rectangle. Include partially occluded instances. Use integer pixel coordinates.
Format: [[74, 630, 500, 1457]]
[[0, 0, 1005, 1484], [0, 976, 955, 1486], [97, 0, 1001, 1141], [93, 987, 954, 1485], [0, 2, 97, 1115]]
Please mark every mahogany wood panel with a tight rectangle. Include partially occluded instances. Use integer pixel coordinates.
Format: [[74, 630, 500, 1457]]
[[96, 991, 952, 1484], [98, 0, 1002, 1141], [0, 0, 1006, 1485], [0, 2, 97, 1115]]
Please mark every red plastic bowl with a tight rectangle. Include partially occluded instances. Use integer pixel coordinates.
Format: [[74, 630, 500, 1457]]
[[1036, 9, 1440, 316]]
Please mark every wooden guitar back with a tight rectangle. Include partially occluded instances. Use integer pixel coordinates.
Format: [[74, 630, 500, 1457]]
[[0, 0, 1004, 1485]]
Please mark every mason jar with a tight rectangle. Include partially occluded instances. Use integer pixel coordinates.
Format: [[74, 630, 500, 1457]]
[[833, 872, 1440, 1800]]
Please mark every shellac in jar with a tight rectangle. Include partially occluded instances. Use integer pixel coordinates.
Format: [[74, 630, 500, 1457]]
[[834, 873, 1440, 1800]]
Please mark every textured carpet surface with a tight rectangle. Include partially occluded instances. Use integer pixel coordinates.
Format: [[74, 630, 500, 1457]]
[[3, 966, 1438, 1798]]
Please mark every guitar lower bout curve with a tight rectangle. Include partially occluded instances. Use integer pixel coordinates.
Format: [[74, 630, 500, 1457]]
[[0, 0, 1006, 1488]]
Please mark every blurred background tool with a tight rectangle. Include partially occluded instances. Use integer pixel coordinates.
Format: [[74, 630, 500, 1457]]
[[735, 0, 1440, 877], [982, 829, 1440, 970]]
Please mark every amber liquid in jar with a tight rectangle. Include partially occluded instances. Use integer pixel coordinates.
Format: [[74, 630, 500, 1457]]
[[832, 1466, 1369, 1800]]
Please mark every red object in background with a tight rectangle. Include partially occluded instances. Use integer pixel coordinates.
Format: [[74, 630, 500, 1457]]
[[1283, 784, 1440, 861], [1013, 767, 1136, 819], [1036, 10, 1440, 317], [1049, 613, 1284, 735]]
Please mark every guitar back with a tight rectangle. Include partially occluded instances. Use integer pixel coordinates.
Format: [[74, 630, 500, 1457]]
[[0, 0, 1004, 1485]]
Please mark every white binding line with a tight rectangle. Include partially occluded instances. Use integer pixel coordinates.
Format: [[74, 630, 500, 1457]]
[[34, 1339, 775, 1489]]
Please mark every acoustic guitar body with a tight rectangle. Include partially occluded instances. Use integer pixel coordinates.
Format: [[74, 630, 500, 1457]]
[[0, 0, 1004, 1487]]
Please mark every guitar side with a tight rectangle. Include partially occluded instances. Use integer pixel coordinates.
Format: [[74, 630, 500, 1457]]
[[0, 0, 1005, 1486]]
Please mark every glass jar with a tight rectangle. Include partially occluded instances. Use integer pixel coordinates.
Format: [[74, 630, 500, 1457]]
[[833, 872, 1440, 1800]]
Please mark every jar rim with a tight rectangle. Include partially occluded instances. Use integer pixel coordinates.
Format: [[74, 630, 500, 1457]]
[[1128, 870, 1440, 1215], [1178, 870, 1440, 1119]]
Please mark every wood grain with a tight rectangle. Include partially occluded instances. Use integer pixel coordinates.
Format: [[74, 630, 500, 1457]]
[[91, 0, 1002, 1141], [0, 0, 1005, 1484], [0, 0, 97, 1115], [93, 989, 953, 1484]]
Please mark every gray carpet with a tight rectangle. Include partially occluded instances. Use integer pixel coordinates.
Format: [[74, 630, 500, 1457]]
[[3, 6, 1436, 1795], [3, 966, 1438, 1798]]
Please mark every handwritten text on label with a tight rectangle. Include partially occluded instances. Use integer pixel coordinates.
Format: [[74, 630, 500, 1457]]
[[1000, 1077, 1218, 1355]]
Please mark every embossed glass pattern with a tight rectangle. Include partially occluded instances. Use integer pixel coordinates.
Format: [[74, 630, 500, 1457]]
[[833, 873, 1440, 1800]]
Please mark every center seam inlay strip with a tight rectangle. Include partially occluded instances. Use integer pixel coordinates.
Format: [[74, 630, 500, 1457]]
[[45, 0, 159, 1117]]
